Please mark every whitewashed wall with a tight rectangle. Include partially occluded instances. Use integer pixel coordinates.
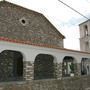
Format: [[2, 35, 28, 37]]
[[0, 41, 90, 63]]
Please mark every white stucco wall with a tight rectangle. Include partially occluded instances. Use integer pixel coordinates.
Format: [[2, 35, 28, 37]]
[[79, 20, 90, 52], [0, 41, 90, 63]]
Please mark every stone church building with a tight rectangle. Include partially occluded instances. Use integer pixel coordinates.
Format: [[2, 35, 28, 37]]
[[0, 1, 90, 90]]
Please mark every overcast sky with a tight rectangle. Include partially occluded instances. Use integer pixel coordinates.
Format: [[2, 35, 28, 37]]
[[4, 0, 90, 50]]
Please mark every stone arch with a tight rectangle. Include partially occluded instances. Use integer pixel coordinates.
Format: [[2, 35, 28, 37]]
[[81, 58, 90, 75], [62, 56, 77, 77], [34, 54, 56, 80], [0, 50, 23, 81]]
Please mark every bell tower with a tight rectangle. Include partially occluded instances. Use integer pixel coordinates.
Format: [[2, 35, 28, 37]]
[[79, 20, 90, 52]]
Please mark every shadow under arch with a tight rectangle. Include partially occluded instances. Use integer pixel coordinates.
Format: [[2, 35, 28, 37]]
[[62, 56, 77, 77], [81, 58, 90, 75], [34, 54, 57, 80], [0, 50, 23, 81]]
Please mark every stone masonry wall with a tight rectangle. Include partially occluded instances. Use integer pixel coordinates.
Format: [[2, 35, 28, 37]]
[[0, 1, 64, 48], [23, 61, 63, 80], [77, 63, 81, 76], [23, 61, 81, 80], [55, 63, 81, 78], [23, 61, 34, 81], [0, 76, 90, 90], [55, 63, 62, 79]]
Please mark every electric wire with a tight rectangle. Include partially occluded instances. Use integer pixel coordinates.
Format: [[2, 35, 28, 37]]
[[58, 0, 89, 20]]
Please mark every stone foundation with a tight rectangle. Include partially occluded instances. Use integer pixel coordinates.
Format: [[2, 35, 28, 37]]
[[23, 61, 34, 81], [0, 75, 89, 90]]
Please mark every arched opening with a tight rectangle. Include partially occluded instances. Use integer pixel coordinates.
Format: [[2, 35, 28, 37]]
[[62, 56, 76, 77], [34, 54, 55, 80], [81, 58, 90, 75], [84, 25, 88, 36], [0, 50, 23, 81]]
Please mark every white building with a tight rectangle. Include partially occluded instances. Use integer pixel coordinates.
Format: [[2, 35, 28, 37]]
[[0, 1, 90, 82]]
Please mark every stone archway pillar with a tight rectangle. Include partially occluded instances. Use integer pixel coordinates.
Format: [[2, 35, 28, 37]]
[[23, 61, 34, 81], [76, 63, 81, 76], [55, 62, 62, 79]]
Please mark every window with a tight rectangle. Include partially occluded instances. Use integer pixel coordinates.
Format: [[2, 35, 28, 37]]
[[84, 25, 88, 36], [19, 17, 28, 26], [21, 19, 26, 24], [86, 41, 89, 49]]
